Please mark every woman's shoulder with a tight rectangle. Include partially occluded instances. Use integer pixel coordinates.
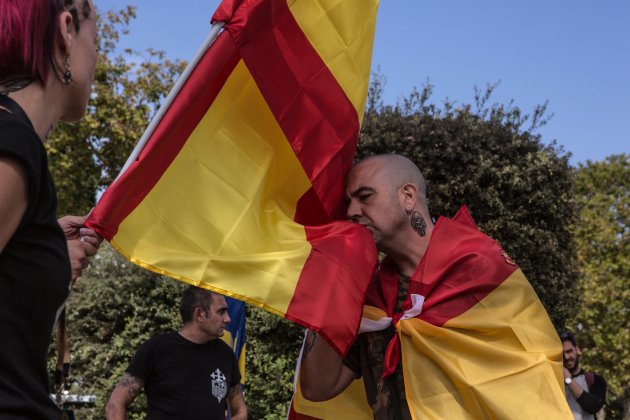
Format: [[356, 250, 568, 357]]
[[0, 111, 44, 172]]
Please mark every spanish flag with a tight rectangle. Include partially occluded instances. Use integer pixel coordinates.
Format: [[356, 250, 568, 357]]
[[86, 0, 380, 356], [290, 206, 572, 419]]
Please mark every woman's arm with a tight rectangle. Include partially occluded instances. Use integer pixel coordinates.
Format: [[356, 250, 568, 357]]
[[0, 155, 27, 253]]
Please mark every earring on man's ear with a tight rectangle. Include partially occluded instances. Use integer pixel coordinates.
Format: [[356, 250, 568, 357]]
[[62, 55, 72, 85], [405, 208, 412, 215]]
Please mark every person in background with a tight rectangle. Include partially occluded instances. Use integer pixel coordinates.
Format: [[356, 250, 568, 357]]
[[561, 331, 607, 419], [105, 286, 247, 420], [0, 0, 100, 418]]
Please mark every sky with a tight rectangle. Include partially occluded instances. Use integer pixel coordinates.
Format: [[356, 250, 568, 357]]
[[97, 0, 629, 166]]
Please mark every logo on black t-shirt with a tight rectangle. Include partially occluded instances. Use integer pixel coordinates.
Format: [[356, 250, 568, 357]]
[[210, 368, 227, 402]]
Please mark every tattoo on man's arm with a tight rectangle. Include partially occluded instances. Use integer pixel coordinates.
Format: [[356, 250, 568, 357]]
[[118, 373, 144, 399], [228, 384, 243, 398], [303, 331, 317, 357]]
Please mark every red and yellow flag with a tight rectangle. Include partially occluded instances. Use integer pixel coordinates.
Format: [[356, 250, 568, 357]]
[[86, 0, 380, 355], [290, 207, 572, 419]]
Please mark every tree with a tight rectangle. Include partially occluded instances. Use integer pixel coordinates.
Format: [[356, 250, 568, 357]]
[[359, 78, 578, 327], [245, 309, 303, 419], [568, 154, 629, 418], [47, 6, 186, 216]]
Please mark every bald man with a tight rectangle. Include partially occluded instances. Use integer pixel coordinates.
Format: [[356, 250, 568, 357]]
[[299, 154, 434, 419], [297, 154, 569, 420]]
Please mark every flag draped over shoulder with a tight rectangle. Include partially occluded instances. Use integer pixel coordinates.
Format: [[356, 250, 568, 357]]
[[290, 206, 572, 419], [85, 0, 380, 356]]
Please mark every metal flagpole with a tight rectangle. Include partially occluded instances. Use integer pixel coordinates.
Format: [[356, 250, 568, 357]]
[[112, 21, 226, 185]]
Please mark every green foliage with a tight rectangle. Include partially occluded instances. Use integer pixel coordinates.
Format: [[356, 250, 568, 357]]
[[360, 77, 578, 327], [47, 6, 186, 216], [568, 154, 629, 417], [245, 308, 303, 419]]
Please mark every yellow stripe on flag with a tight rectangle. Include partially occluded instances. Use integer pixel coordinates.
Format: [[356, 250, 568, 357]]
[[399, 269, 572, 419], [293, 376, 372, 419], [362, 305, 387, 321], [289, 0, 379, 122]]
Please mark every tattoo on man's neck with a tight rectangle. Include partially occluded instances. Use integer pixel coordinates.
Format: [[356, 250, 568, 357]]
[[410, 210, 427, 237]]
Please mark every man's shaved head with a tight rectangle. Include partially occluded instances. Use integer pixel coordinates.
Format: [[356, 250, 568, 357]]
[[354, 154, 427, 199]]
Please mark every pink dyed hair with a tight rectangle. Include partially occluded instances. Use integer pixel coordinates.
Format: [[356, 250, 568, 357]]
[[0, 0, 91, 89]]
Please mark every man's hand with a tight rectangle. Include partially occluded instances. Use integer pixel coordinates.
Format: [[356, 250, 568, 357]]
[[563, 367, 584, 399]]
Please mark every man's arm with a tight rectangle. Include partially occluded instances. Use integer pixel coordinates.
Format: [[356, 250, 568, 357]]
[[299, 331, 358, 402], [227, 384, 247, 419], [575, 375, 607, 414], [105, 373, 145, 420]]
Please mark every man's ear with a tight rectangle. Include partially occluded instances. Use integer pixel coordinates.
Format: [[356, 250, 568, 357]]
[[193, 307, 205, 321], [576, 346, 583, 356], [400, 183, 418, 209]]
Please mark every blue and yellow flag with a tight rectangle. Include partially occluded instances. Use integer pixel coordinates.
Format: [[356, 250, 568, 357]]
[[222, 296, 246, 384]]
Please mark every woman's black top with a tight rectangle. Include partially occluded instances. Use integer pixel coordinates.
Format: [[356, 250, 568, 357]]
[[0, 95, 71, 419]]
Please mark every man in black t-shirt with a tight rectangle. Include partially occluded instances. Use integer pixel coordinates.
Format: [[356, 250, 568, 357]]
[[105, 286, 247, 419]]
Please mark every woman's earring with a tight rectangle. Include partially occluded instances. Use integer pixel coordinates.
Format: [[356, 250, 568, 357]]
[[62, 55, 72, 85]]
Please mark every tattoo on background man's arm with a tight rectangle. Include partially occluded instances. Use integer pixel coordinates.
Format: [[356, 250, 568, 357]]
[[228, 384, 242, 397], [118, 373, 144, 399]]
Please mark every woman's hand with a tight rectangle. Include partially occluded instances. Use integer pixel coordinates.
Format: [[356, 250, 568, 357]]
[[58, 215, 102, 282]]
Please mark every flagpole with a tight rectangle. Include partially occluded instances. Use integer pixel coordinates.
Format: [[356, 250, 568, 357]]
[[113, 21, 225, 183]]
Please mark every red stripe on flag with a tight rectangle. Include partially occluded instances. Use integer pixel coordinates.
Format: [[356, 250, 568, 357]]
[[220, 0, 360, 225], [368, 207, 519, 327], [86, 32, 240, 239], [285, 223, 376, 356], [414, 207, 519, 326]]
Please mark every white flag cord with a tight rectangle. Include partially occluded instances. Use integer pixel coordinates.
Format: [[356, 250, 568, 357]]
[[359, 294, 425, 333]]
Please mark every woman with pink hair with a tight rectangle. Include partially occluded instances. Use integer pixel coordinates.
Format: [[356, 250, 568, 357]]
[[0, 0, 100, 417]]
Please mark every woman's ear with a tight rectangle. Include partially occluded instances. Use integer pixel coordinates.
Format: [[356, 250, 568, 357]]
[[56, 10, 75, 55]]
